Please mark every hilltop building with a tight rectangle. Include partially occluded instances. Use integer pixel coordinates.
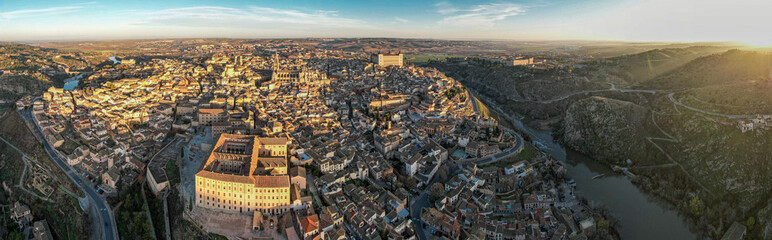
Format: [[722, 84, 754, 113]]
[[195, 134, 295, 215], [371, 53, 404, 67], [512, 57, 534, 66]]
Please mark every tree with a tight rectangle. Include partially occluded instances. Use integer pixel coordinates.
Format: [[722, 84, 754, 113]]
[[747, 217, 755, 230], [435, 165, 450, 183], [597, 217, 610, 230], [428, 182, 445, 203], [7, 231, 23, 240], [689, 196, 703, 215], [404, 178, 417, 190], [499, 176, 515, 192]]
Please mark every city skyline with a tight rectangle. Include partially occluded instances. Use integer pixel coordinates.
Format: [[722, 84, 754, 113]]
[[2, 0, 772, 46]]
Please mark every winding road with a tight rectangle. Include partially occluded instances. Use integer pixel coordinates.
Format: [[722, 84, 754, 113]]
[[411, 92, 524, 240], [506, 82, 661, 104], [21, 106, 118, 240], [667, 92, 759, 119]]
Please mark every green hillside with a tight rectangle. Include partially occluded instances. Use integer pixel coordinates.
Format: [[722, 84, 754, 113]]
[[429, 47, 772, 239]]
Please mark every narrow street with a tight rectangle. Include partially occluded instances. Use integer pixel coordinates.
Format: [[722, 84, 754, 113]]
[[411, 92, 523, 240]]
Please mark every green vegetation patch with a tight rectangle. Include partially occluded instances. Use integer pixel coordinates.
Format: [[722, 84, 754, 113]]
[[482, 142, 537, 169], [165, 157, 181, 186], [112, 183, 154, 240], [144, 185, 167, 239], [0, 141, 25, 185]]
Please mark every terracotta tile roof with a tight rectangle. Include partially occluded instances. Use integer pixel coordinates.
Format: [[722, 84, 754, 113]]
[[258, 137, 288, 145], [196, 171, 253, 184], [254, 175, 290, 188], [301, 215, 319, 234], [199, 108, 225, 115]]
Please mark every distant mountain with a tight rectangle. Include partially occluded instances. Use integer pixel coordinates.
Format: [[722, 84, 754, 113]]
[[578, 46, 735, 87], [642, 50, 772, 89]]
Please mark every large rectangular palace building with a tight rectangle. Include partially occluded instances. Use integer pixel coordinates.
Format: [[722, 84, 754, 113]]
[[195, 134, 294, 215]]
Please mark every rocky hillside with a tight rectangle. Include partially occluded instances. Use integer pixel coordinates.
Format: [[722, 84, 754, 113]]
[[0, 75, 51, 104], [561, 96, 651, 164], [578, 46, 732, 87], [432, 46, 772, 239], [0, 44, 94, 103], [642, 50, 772, 89]]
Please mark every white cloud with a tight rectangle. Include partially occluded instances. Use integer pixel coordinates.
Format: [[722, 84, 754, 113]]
[[437, 2, 526, 27], [435, 1, 459, 15], [394, 17, 408, 23], [0, 2, 95, 20], [130, 6, 365, 29]]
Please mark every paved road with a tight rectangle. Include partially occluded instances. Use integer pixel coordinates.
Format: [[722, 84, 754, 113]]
[[668, 92, 758, 119], [468, 89, 480, 115], [473, 130, 523, 166], [466, 93, 525, 166], [410, 185, 430, 240], [505, 82, 661, 104], [410, 165, 463, 240], [21, 107, 118, 240], [410, 93, 524, 240], [306, 174, 325, 207]]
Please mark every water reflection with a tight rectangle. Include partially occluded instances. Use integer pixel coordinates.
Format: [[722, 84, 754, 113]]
[[506, 109, 695, 240]]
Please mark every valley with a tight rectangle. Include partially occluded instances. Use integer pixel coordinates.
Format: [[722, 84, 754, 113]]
[[425, 48, 772, 239]]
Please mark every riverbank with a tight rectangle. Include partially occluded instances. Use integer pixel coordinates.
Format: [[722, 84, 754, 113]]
[[63, 74, 82, 91], [470, 89, 697, 240]]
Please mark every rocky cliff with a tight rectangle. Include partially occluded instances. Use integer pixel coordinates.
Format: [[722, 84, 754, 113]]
[[561, 96, 649, 164]]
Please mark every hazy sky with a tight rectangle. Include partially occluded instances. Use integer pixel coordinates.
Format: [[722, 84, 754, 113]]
[[1, 0, 771, 45]]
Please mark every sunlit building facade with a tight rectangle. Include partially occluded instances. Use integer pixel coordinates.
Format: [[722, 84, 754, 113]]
[[195, 134, 294, 215], [371, 53, 404, 67]]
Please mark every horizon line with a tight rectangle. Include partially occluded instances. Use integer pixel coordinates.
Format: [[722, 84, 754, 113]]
[[4, 37, 745, 46]]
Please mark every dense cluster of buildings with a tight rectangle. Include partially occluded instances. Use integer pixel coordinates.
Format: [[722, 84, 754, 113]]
[[21, 40, 608, 239], [423, 160, 601, 239]]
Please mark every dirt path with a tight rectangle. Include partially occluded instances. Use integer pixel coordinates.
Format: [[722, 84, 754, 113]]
[[0, 135, 52, 202], [645, 111, 716, 198]]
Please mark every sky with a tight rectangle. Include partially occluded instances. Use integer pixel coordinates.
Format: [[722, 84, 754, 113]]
[[1, 0, 771, 45]]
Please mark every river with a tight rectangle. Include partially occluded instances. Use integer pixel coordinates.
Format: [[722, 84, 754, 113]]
[[108, 56, 121, 64], [63, 74, 82, 90], [505, 112, 696, 239]]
